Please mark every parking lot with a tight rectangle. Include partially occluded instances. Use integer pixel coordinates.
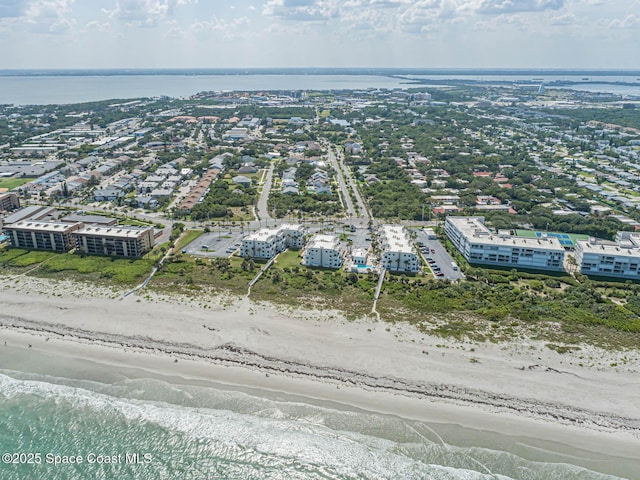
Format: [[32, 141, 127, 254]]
[[183, 231, 244, 258], [414, 230, 465, 281]]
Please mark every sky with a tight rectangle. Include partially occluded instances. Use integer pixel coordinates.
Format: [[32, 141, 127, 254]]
[[0, 0, 638, 69]]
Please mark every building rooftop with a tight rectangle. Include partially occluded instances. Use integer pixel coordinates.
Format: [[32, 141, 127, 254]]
[[244, 224, 304, 243], [279, 224, 304, 233], [244, 228, 278, 242], [380, 225, 414, 253], [74, 225, 154, 239], [61, 214, 117, 226], [447, 217, 564, 251], [6, 221, 81, 233], [3, 206, 57, 224], [307, 234, 339, 250], [352, 248, 368, 258], [577, 239, 640, 258]]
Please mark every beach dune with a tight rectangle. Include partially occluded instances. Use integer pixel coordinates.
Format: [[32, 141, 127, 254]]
[[1, 275, 640, 477]]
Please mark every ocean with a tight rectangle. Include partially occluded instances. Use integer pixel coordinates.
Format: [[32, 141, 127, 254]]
[[0, 372, 629, 480], [0, 343, 634, 480]]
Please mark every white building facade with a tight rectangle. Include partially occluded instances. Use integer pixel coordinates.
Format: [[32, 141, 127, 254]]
[[574, 232, 640, 280], [303, 234, 343, 268], [445, 216, 565, 272], [378, 225, 420, 273], [240, 224, 305, 259]]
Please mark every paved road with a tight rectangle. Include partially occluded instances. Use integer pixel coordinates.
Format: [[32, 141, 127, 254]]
[[256, 163, 275, 223], [415, 229, 465, 281], [334, 148, 371, 225], [327, 147, 358, 220]]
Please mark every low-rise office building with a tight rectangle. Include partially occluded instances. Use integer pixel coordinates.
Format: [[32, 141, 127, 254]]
[[73, 225, 155, 257], [4, 221, 83, 252], [574, 232, 640, 280], [378, 225, 420, 272], [303, 234, 343, 268], [240, 224, 304, 259], [445, 216, 565, 271]]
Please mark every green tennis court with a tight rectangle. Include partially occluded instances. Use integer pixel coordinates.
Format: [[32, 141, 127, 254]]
[[514, 230, 590, 247]]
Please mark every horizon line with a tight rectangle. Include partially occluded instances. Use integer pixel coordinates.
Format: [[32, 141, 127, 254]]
[[1, 67, 640, 73]]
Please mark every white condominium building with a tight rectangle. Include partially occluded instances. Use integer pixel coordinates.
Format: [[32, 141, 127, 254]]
[[74, 225, 155, 257], [278, 224, 305, 249], [445, 216, 565, 271], [0, 192, 20, 212], [351, 248, 368, 266], [303, 234, 343, 268], [574, 232, 640, 280], [240, 224, 305, 259], [3, 221, 83, 252], [379, 225, 420, 272]]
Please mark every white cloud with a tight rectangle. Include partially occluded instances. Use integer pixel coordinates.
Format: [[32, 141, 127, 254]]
[[189, 15, 250, 39], [609, 13, 639, 29], [104, 0, 193, 27], [2, 0, 78, 33], [475, 0, 564, 15], [0, 0, 636, 69], [263, 0, 341, 21]]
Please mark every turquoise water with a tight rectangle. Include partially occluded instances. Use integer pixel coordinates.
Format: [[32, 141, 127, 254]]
[[0, 369, 631, 480]]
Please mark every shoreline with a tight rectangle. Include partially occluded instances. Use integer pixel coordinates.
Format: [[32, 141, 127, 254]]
[[2, 275, 640, 477], [2, 329, 640, 478]]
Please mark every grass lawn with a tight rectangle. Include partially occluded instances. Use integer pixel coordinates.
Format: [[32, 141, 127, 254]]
[[275, 249, 302, 268], [38, 253, 155, 285], [0, 247, 32, 264], [0, 244, 162, 285], [0, 178, 32, 190], [9, 250, 57, 267], [176, 229, 204, 251], [229, 207, 254, 221]]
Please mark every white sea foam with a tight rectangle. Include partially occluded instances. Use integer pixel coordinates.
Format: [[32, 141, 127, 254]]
[[0, 373, 625, 480]]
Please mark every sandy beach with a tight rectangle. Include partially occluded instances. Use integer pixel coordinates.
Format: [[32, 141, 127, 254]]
[[1, 274, 640, 477]]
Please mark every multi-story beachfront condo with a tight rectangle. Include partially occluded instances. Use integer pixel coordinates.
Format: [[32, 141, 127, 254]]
[[3, 221, 83, 252], [0, 192, 20, 212], [574, 232, 640, 280], [73, 225, 155, 257], [378, 225, 420, 272], [278, 224, 305, 249], [303, 234, 343, 268], [445, 216, 565, 271], [240, 224, 305, 259]]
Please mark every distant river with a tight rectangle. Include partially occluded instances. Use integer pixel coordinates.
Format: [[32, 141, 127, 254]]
[[0, 74, 411, 105]]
